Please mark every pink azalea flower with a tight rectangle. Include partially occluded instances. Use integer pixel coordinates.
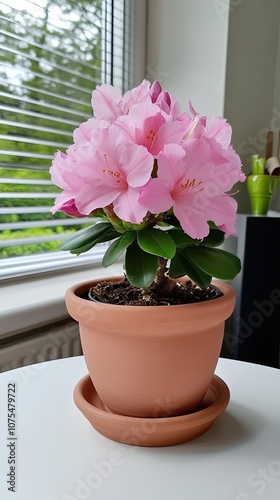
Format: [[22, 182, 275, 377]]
[[50, 151, 85, 216], [91, 84, 123, 123], [149, 80, 182, 119], [116, 101, 189, 156], [149, 80, 162, 102], [204, 116, 232, 149], [91, 79, 183, 125], [183, 101, 206, 139], [73, 117, 108, 144], [51, 79, 245, 243], [51, 193, 83, 217], [73, 127, 154, 224], [91, 80, 151, 123], [121, 80, 151, 114], [183, 103, 234, 151], [139, 139, 242, 239]]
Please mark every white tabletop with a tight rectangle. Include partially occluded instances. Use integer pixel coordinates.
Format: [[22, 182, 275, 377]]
[[0, 356, 280, 500]]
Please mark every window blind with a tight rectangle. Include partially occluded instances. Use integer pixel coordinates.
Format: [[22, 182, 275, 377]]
[[0, 0, 133, 277]]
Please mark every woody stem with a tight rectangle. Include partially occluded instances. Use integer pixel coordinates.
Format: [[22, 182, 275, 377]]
[[155, 257, 168, 287]]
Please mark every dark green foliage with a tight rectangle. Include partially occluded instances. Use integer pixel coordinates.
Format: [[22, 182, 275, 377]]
[[125, 241, 158, 289], [61, 223, 119, 254], [102, 231, 136, 267], [137, 227, 176, 259]]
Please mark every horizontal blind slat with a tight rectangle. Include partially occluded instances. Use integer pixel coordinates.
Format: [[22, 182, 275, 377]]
[[0, 105, 82, 126], [0, 135, 70, 149], [0, 91, 92, 119], [0, 206, 53, 214], [0, 119, 74, 137], [0, 218, 95, 230], [0, 163, 49, 171], [0, 178, 53, 185], [0, 151, 54, 159], [0, 234, 65, 247], [0, 192, 58, 199]]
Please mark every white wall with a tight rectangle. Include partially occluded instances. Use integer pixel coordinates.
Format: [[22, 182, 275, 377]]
[[147, 0, 280, 214], [146, 0, 230, 116], [224, 0, 280, 213]]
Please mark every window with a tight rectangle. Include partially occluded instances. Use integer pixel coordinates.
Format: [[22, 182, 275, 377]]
[[0, 0, 142, 279]]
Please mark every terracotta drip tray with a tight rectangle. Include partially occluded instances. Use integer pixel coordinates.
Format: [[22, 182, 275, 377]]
[[73, 374, 230, 447]]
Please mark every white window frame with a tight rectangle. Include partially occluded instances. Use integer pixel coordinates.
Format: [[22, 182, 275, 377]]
[[0, 0, 147, 282]]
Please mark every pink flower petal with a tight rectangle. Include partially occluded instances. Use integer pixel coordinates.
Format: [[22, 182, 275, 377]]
[[50, 151, 84, 191], [91, 84, 122, 122], [173, 200, 210, 240], [73, 117, 98, 143], [156, 144, 186, 189], [202, 194, 238, 237], [122, 80, 151, 113], [152, 117, 189, 155], [204, 116, 232, 149], [75, 182, 122, 215], [139, 178, 174, 213], [120, 144, 154, 188], [138, 113, 166, 153], [51, 192, 84, 217], [149, 81, 162, 102], [113, 187, 147, 224]]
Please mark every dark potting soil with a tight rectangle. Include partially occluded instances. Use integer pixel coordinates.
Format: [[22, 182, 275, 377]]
[[84, 277, 222, 306]]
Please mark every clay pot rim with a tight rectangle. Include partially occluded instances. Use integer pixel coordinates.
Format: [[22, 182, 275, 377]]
[[65, 276, 235, 313]]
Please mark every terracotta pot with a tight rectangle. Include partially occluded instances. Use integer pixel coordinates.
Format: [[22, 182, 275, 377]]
[[65, 277, 235, 418]]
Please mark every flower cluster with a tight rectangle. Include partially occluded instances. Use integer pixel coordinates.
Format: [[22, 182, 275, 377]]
[[50, 80, 245, 288]]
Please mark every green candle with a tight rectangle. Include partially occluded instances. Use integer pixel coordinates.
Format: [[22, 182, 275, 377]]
[[251, 155, 265, 175]]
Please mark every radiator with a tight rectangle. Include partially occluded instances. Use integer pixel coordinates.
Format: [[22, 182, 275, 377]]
[[0, 319, 82, 372]]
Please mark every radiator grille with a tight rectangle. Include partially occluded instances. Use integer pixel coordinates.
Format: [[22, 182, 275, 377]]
[[0, 319, 82, 372]]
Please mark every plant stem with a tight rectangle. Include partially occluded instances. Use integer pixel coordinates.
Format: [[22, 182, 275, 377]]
[[155, 257, 168, 287]]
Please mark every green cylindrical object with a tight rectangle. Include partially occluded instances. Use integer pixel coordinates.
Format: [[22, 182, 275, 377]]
[[251, 155, 265, 175], [247, 174, 279, 215]]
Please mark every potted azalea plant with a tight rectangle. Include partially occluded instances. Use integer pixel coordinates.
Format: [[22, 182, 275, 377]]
[[50, 80, 245, 440]]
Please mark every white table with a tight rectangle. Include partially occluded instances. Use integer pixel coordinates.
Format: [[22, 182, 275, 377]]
[[0, 356, 280, 500]]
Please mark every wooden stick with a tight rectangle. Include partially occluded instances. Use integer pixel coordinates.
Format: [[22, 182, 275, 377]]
[[266, 130, 273, 159]]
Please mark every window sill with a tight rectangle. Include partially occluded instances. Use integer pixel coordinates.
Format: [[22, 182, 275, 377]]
[[0, 261, 124, 339]]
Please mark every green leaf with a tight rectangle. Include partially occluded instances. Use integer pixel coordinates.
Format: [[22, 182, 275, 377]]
[[125, 242, 158, 288], [155, 221, 171, 227], [186, 246, 241, 280], [169, 252, 212, 289], [201, 228, 225, 248], [102, 231, 136, 267], [207, 221, 220, 230], [61, 223, 119, 254], [137, 227, 176, 259], [163, 213, 182, 228], [70, 241, 99, 254], [167, 228, 197, 247], [70, 228, 119, 255]]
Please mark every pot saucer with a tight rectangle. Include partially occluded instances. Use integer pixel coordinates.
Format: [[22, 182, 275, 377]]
[[73, 374, 230, 447]]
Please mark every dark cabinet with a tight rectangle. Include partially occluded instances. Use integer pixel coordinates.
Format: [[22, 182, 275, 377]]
[[230, 214, 280, 368]]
